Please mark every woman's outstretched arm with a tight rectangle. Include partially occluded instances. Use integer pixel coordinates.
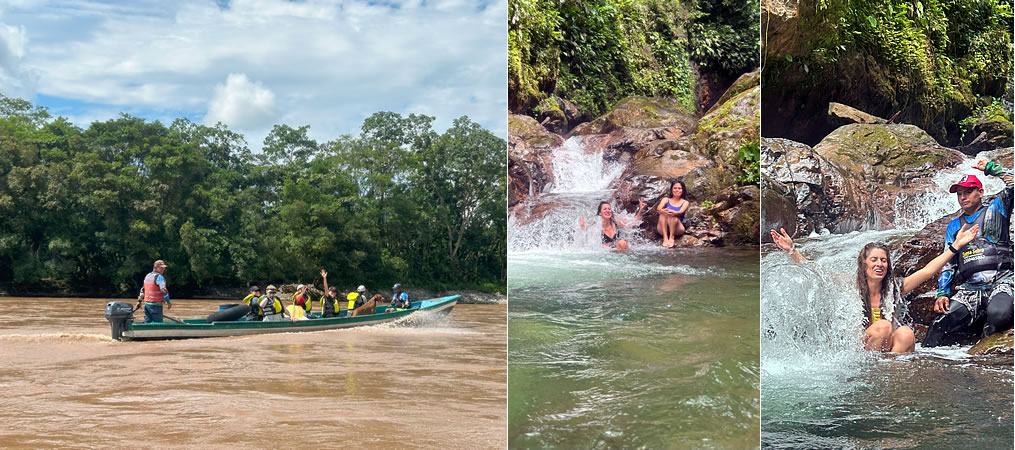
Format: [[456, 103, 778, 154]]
[[770, 228, 806, 264], [901, 223, 978, 295]]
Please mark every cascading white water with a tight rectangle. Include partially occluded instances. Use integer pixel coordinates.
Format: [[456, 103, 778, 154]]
[[546, 136, 626, 193], [510, 136, 639, 253], [892, 148, 1007, 229]]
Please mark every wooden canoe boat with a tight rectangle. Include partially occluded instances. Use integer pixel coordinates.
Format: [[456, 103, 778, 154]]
[[105, 295, 458, 341]]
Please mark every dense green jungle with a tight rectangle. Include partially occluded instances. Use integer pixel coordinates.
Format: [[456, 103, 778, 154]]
[[0, 96, 506, 297], [762, 0, 1013, 145], [509, 0, 761, 118]]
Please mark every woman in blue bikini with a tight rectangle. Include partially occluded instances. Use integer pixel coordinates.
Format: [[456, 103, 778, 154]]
[[656, 180, 689, 247]]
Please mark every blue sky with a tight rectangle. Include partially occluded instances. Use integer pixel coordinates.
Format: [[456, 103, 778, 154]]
[[0, 0, 507, 148]]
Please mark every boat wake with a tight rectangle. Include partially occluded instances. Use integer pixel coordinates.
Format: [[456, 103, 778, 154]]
[[0, 332, 114, 344]]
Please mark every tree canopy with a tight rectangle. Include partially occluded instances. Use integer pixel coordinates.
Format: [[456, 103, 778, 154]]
[[0, 95, 506, 296]]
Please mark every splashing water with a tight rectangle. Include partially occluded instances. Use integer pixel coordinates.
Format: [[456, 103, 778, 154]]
[[762, 159, 1013, 447], [893, 149, 1008, 229]]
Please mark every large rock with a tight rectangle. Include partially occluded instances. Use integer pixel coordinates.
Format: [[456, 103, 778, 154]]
[[508, 114, 562, 206], [570, 96, 696, 136], [694, 75, 761, 172], [969, 329, 1014, 356], [813, 124, 964, 187], [762, 137, 887, 234], [760, 174, 798, 241]]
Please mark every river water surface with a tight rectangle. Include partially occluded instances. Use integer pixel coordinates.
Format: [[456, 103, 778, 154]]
[[0, 298, 506, 448], [509, 136, 760, 448]]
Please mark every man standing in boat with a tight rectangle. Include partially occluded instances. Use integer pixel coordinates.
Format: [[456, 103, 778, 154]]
[[924, 160, 1013, 346], [141, 259, 172, 323]]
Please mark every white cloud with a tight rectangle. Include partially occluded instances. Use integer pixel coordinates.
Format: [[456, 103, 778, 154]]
[[0, 12, 37, 98], [205, 73, 277, 130], [2, 0, 507, 146]]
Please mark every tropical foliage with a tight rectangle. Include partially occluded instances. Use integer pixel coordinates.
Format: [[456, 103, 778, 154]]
[[509, 0, 759, 117], [0, 95, 506, 296]]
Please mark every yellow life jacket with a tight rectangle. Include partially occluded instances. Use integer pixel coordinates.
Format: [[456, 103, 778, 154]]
[[242, 293, 262, 317], [241, 293, 257, 307], [320, 295, 340, 314], [292, 292, 312, 313], [347, 292, 359, 310]]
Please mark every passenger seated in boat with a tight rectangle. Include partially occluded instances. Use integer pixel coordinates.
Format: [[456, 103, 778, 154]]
[[242, 285, 263, 321], [391, 283, 411, 309], [385, 283, 411, 312], [579, 200, 645, 252], [260, 285, 289, 321], [292, 284, 312, 316], [319, 269, 341, 318]]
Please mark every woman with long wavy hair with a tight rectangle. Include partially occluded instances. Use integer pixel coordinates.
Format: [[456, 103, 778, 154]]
[[770, 224, 979, 353]]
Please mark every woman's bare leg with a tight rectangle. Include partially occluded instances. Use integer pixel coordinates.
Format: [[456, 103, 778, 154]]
[[889, 326, 915, 353], [863, 320, 892, 351]]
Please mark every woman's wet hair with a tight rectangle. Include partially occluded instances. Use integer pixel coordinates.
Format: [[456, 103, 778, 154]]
[[596, 201, 610, 216], [670, 180, 688, 200], [596, 201, 617, 227], [856, 242, 893, 328]]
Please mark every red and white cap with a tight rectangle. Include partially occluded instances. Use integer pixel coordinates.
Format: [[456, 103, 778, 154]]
[[949, 174, 983, 193]]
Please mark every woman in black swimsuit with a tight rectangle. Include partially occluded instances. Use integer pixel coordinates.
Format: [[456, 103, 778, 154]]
[[580, 200, 645, 251]]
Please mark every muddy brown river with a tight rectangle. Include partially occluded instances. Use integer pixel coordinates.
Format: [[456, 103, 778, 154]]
[[0, 298, 506, 449]]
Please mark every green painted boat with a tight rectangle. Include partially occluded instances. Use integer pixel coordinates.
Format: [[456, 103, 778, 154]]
[[104, 295, 458, 341]]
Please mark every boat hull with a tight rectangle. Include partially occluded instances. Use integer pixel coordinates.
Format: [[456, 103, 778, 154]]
[[119, 295, 458, 341]]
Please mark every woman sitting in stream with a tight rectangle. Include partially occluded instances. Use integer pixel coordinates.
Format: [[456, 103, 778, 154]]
[[580, 200, 645, 251], [769, 224, 979, 353], [655, 180, 690, 247]]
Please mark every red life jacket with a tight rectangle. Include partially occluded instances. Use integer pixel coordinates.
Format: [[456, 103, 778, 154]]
[[143, 272, 166, 303]]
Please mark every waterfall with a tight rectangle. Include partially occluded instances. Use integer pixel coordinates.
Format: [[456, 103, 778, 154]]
[[510, 136, 635, 252]]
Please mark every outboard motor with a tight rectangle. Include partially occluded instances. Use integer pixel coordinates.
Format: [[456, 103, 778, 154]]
[[105, 301, 135, 341]]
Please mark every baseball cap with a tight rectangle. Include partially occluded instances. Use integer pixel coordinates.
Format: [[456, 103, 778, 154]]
[[250, 285, 260, 292], [153, 259, 168, 268], [393, 283, 402, 290], [266, 285, 277, 291], [297, 284, 306, 290], [357, 285, 366, 293], [949, 174, 983, 192]]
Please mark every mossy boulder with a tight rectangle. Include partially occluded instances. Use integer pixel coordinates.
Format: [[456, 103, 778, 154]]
[[969, 329, 1014, 356], [813, 124, 964, 187], [570, 96, 696, 136], [694, 74, 760, 177], [534, 96, 568, 135], [707, 69, 760, 116]]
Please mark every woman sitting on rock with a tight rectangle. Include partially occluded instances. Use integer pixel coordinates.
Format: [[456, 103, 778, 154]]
[[580, 200, 645, 251], [770, 224, 978, 353], [655, 180, 690, 247]]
